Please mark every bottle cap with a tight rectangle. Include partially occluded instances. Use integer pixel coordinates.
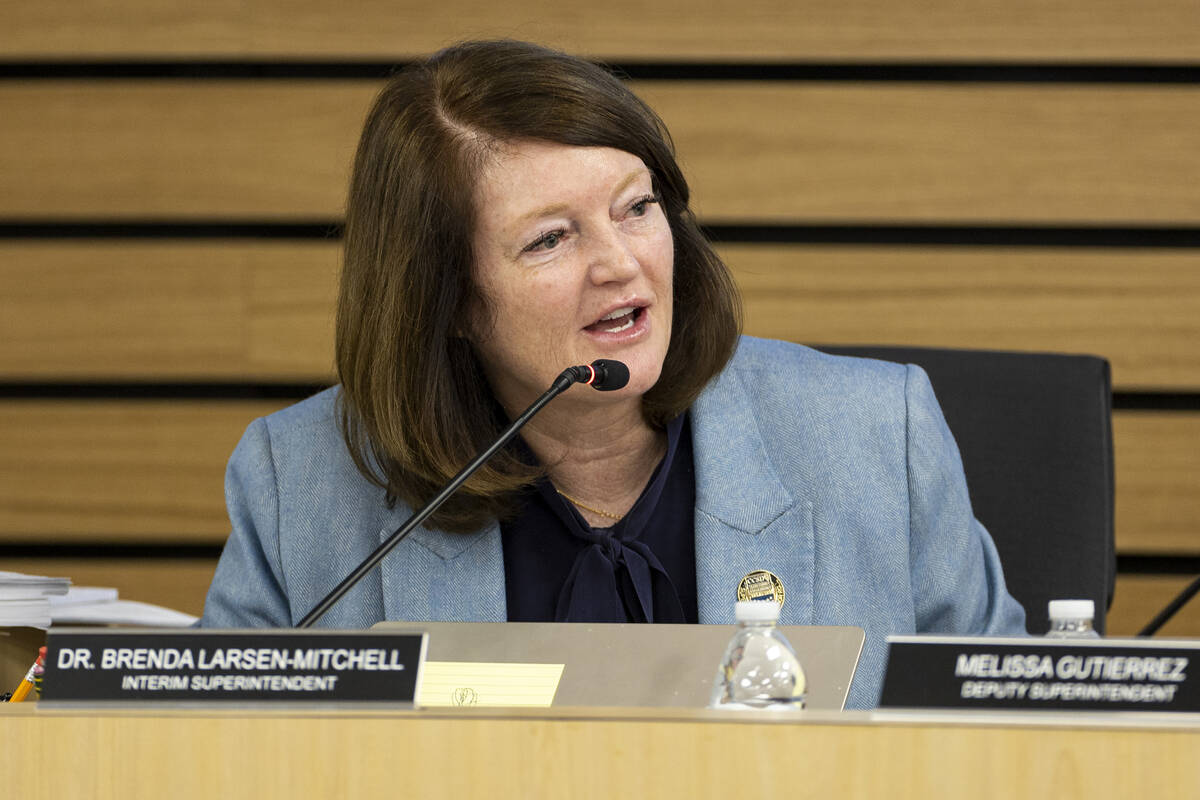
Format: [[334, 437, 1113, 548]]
[[1048, 599, 1095, 620], [735, 600, 781, 622]]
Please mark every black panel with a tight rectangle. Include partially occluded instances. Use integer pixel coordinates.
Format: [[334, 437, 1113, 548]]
[[6, 221, 1200, 248]]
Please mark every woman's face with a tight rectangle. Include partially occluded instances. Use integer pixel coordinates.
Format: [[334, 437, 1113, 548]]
[[467, 141, 674, 411]]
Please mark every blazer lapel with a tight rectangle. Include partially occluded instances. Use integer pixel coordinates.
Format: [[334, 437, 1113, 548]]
[[377, 511, 507, 623], [691, 365, 816, 626]]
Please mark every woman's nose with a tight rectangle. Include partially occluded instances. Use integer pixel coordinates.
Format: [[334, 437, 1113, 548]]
[[587, 226, 641, 285]]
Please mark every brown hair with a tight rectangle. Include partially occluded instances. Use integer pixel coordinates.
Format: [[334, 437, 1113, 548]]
[[337, 40, 741, 532]]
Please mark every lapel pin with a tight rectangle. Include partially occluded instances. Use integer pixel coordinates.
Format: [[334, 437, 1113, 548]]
[[737, 569, 785, 607]]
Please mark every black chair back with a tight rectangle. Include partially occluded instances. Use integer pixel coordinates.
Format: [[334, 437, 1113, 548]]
[[816, 345, 1115, 635]]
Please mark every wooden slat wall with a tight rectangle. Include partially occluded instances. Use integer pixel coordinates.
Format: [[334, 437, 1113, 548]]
[[1, 400, 1195, 556], [4, 82, 1199, 223], [3, 4, 1199, 636], [646, 84, 1200, 224], [3, 242, 1199, 556], [0, 400, 282, 540], [3, 0, 1198, 61], [1106, 576, 1200, 637], [726, 246, 1200, 391], [0, 558, 218, 618], [4, 242, 1200, 389], [0, 241, 340, 380], [1113, 414, 1200, 555]]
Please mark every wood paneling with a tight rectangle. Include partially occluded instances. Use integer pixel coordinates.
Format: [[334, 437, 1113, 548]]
[[0, 81, 374, 219], [1114, 413, 1200, 555], [0, 400, 286, 541], [3, 0, 1198, 61], [4, 82, 1199, 223], [1107, 574, 1200, 638], [2, 400, 1196, 557], [5, 241, 1200, 391], [0, 241, 339, 380], [725, 245, 1200, 392], [643, 83, 1200, 224], [2, 557, 216, 617]]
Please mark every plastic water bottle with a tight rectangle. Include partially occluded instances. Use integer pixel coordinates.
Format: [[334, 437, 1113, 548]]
[[1045, 599, 1101, 639], [709, 601, 806, 710]]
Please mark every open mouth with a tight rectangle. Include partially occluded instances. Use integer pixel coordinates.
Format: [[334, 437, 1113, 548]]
[[585, 306, 643, 334]]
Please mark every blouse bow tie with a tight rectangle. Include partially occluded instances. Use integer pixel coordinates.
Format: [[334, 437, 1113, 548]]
[[554, 524, 685, 623]]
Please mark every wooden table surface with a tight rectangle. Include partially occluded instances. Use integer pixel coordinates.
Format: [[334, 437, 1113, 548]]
[[3, 703, 1199, 799]]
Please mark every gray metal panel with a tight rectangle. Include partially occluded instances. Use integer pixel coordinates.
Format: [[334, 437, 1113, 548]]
[[374, 621, 864, 710]]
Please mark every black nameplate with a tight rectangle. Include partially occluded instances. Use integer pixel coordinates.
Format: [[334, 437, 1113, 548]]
[[880, 636, 1200, 712], [41, 629, 426, 704]]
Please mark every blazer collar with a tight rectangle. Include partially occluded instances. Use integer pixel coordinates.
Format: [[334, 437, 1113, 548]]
[[690, 361, 817, 626], [691, 363, 797, 533], [376, 508, 506, 623]]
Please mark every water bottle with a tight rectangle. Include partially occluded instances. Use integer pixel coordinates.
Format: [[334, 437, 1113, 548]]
[[709, 601, 806, 710], [1045, 599, 1101, 639]]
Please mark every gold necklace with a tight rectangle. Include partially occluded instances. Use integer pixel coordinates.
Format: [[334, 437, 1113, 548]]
[[556, 489, 625, 521]]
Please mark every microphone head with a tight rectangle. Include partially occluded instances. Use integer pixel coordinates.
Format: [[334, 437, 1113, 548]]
[[586, 359, 630, 391]]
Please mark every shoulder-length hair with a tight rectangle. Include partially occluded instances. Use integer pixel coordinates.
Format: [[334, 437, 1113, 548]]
[[337, 39, 741, 533]]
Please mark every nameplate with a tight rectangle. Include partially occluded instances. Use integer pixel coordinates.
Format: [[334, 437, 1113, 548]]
[[880, 635, 1200, 712], [41, 629, 426, 704]]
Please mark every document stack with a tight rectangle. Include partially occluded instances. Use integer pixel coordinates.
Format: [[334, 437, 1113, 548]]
[[0, 570, 70, 630], [50, 586, 198, 627], [0, 570, 198, 628]]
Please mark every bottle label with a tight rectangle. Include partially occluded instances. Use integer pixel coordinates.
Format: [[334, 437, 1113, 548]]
[[880, 635, 1200, 712]]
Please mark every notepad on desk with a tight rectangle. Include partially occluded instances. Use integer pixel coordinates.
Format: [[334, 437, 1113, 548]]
[[419, 661, 565, 707]]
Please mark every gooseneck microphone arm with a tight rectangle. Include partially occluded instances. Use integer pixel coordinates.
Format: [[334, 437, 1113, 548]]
[[296, 359, 629, 628]]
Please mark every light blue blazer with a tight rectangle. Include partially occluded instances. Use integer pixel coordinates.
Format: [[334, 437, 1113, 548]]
[[200, 337, 1026, 708]]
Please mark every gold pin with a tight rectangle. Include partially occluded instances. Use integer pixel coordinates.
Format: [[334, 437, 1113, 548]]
[[737, 569, 785, 607]]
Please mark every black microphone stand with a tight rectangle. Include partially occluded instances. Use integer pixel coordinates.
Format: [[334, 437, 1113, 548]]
[[297, 364, 611, 628], [1138, 574, 1200, 636]]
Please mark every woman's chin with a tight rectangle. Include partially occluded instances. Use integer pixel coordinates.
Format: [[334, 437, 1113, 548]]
[[604, 359, 664, 400]]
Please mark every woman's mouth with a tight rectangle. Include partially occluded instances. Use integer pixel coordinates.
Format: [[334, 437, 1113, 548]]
[[585, 306, 641, 334]]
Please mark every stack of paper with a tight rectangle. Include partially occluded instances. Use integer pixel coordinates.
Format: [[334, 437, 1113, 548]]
[[0, 572, 198, 628], [0, 571, 70, 629], [50, 587, 197, 627]]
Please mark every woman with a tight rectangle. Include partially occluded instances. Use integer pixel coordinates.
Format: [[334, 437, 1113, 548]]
[[200, 40, 1026, 707]]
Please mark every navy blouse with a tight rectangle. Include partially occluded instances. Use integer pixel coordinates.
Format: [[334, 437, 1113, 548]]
[[501, 413, 698, 624]]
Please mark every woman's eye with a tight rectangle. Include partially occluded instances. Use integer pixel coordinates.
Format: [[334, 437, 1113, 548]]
[[525, 230, 565, 252], [628, 195, 659, 217]]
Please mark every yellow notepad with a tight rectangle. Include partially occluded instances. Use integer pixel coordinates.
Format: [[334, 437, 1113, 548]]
[[418, 661, 564, 707]]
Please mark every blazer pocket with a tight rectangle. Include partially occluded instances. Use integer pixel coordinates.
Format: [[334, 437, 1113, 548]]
[[694, 500, 815, 626]]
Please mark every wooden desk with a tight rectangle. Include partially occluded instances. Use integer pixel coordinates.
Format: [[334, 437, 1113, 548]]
[[3, 704, 1199, 799]]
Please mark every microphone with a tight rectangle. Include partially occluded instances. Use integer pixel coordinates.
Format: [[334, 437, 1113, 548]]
[[564, 358, 630, 392], [297, 359, 630, 628]]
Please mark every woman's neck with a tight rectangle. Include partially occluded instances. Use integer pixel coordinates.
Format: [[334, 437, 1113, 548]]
[[515, 398, 666, 524]]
